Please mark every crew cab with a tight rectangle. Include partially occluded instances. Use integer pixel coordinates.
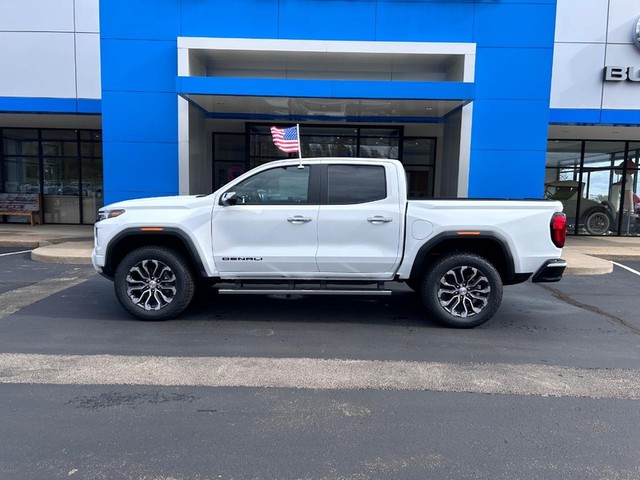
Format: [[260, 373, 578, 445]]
[[92, 158, 567, 328]]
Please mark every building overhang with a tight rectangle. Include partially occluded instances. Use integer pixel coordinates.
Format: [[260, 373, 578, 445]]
[[177, 37, 475, 121]]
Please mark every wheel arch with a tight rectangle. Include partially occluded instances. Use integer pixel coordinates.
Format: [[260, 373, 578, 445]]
[[103, 228, 207, 280], [408, 232, 521, 286]]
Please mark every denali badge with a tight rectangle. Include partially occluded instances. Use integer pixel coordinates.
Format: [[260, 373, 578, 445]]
[[222, 257, 263, 261]]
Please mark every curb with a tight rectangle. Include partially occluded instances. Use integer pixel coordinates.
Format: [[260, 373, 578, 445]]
[[0, 240, 52, 248], [30, 242, 93, 265], [30, 251, 93, 265], [562, 251, 613, 276]]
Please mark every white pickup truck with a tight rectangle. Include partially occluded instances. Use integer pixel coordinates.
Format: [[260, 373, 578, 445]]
[[92, 158, 567, 328]]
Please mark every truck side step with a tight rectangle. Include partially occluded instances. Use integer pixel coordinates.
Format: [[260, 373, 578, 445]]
[[217, 280, 391, 296], [218, 288, 392, 296]]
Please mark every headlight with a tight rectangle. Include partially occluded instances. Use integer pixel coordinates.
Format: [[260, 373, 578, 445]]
[[96, 209, 125, 222]]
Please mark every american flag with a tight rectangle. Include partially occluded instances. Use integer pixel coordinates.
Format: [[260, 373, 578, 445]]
[[270, 126, 300, 153]]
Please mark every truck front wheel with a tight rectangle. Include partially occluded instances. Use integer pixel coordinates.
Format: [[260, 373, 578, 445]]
[[420, 253, 503, 328], [114, 246, 195, 321]]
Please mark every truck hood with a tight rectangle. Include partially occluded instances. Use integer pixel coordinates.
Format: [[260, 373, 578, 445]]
[[104, 195, 209, 211]]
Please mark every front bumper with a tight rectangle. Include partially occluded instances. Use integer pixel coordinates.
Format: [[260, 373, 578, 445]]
[[532, 259, 567, 283]]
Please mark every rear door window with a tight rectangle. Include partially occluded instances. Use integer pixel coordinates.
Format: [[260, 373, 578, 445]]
[[327, 165, 386, 204]]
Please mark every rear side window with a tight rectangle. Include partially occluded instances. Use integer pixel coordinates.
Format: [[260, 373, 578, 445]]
[[327, 165, 386, 204]]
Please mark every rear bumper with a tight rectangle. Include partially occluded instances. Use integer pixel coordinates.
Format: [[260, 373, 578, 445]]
[[532, 259, 567, 283]]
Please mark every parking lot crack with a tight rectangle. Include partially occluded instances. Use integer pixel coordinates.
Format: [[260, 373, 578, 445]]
[[538, 284, 640, 335]]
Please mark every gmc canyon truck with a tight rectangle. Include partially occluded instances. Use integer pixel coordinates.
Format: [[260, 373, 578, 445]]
[[92, 158, 567, 328]]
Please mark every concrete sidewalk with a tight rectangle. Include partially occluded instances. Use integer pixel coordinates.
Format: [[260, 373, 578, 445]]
[[0, 224, 93, 265], [1, 223, 639, 275]]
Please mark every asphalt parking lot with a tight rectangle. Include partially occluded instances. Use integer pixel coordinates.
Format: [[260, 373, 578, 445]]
[[1, 253, 639, 479]]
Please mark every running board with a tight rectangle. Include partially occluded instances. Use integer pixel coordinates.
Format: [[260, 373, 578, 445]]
[[219, 289, 392, 296]]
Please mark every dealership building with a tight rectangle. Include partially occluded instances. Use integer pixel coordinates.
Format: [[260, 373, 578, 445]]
[[0, 0, 639, 236]]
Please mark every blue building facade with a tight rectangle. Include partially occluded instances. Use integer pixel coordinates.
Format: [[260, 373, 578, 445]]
[[99, 0, 557, 204]]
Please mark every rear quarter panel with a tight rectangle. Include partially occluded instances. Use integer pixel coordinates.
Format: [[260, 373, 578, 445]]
[[397, 200, 564, 278]]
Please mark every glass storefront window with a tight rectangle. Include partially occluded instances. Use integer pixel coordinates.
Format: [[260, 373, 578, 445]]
[[82, 157, 104, 223], [2, 156, 39, 194], [43, 157, 80, 224], [41, 141, 78, 157], [0, 128, 102, 224], [80, 131, 101, 141], [215, 134, 245, 162], [3, 129, 39, 156], [405, 166, 433, 199], [41, 129, 77, 140], [359, 137, 398, 159], [216, 124, 435, 197], [403, 138, 436, 166], [214, 161, 246, 190], [613, 142, 640, 236], [546, 140, 640, 236], [81, 141, 102, 158]]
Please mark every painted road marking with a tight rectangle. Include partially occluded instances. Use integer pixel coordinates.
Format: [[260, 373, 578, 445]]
[[0, 250, 32, 257], [0, 268, 95, 319], [611, 261, 640, 277], [1, 353, 640, 400]]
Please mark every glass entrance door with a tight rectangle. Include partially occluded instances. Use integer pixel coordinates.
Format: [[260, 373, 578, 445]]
[[212, 124, 436, 198]]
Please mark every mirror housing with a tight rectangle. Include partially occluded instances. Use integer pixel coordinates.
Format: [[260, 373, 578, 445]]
[[220, 191, 237, 206]]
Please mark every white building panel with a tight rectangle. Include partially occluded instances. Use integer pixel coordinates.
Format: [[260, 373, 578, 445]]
[[0, 32, 76, 98], [75, 33, 101, 99], [555, 0, 608, 44], [0, 0, 74, 32], [606, 0, 640, 45], [74, 0, 100, 33], [602, 44, 640, 110], [550, 42, 605, 109]]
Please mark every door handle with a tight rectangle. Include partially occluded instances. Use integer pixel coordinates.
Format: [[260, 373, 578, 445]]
[[287, 215, 312, 224], [368, 216, 393, 224]]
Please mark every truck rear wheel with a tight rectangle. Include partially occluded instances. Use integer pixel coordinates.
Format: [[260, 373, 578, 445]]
[[420, 253, 503, 328], [114, 246, 195, 321]]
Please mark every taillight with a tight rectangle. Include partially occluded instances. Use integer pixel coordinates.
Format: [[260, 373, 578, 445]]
[[551, 212, 566, 248]]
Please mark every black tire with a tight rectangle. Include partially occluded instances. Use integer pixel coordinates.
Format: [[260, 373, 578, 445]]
[[114, 246, 195, 321], [420, 253, 503, 328], [584, 210, 611, 235]]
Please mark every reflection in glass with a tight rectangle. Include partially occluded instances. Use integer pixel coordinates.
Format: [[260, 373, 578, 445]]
[[2, 156, 39, 194], [406, 167, 433, 199], [233, 166, 309, 205], [1, 128, 102, 225], [3, 130, 39, 156], [403, 138, 436, 166], [82, 157, 104, 223], [546, 140, 640, 236], [214, 162, 246, 190], [43, 157, 80, 223]]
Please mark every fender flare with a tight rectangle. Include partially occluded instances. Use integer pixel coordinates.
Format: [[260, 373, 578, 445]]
[[104, 227, 208, 279], [408, 231, 517, 283]]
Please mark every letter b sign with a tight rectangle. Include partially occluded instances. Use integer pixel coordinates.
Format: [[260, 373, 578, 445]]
[[604, 66, 628, 81]]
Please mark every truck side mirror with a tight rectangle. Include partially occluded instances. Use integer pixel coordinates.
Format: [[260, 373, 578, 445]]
[[220, 191, 237, 206]]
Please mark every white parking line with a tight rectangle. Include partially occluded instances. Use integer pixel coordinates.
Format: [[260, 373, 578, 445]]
[[611, 261, 640, 277], [0, 250, 32, 257], [0, 268, 95, 319], [2, 353, 640, 400]]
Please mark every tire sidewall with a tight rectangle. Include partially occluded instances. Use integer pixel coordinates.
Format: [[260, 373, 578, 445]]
[[114, 246, 195, 321], [584, 210, 611, 235], [421, 253, 503, 328]]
